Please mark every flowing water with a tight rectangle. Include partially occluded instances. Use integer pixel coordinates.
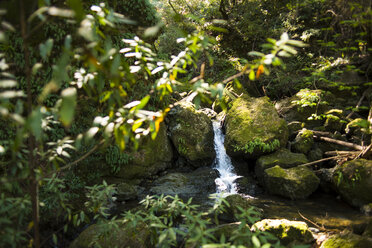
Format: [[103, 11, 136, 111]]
[[212, 121, 240, 194]]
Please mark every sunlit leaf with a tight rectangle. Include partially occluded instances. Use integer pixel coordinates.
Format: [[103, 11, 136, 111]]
[[249, 69, 255, 81], [48, 7, 75, 18], [136, 95, 150, 110], [0, 80, 17, 88]]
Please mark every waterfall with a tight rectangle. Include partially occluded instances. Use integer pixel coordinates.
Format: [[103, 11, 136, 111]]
[[212, 121, 240, 194]]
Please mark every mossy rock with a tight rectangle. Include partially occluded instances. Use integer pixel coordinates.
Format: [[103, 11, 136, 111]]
[[224, 96, 288, 159], [363, 218, 372, 238], [287, 121, 304, 138], [166, 101, 215, 167], [115, 182, 143, 201], [264, 165, 320, 200], [252, 219, 314, 245], [114, 123, 173, 180], [69, 221, 150, 248], [320, 233, 372, 248], [255, 148, 308, 185], [332, 159, 372, 207], [149, 167, 218, 199], [292, 129, 314, 154], [275, 89, 331, 127], [324, 109, 345, 132]]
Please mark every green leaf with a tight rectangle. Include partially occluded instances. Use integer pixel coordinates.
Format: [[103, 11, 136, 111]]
[[32, 63, 43, 75], [252, 235, 260, 248], [39, 39, 54, 60], [60, 87, 77, 126], [67, 0, 85, 21], [28, 107, 42, 140], [136, 95, 150, 110], [249, 69, 255, 81], [52, 234, 57, 245]]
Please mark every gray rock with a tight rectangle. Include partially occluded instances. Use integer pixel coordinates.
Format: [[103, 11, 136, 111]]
[[264, 165, 320, 200], [149, 167, 218, 200], [166, 101, 216, 167], [332, 159, 372, 207], [255, 148, 308, 185]]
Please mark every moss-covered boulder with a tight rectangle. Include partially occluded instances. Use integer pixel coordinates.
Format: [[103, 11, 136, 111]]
[[264, 165, 320, 200], [115, 182, 143, 201], [149, 167, 218, 200], [166, 101, 215, 167], [332, 159, 372, 207], [252, 219, 314, 245], [363, 218, 372, 238], [69, 222, 150, 248], [292, 129, 314, 154], [114, 123, 173, 180], [275, 89, 331, 127], [255, 148, 308, 185], [320, 233, 372, 248], [224, 96, 288, 159]]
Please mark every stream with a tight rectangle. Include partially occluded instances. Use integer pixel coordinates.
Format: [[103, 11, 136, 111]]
[[212, 121, 240, 194]]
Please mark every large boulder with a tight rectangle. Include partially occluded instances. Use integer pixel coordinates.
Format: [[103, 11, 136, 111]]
[[149, 167, 218, 200], [166, 101, 215, 167], [69, 222, 150, 248], [275, 89, 331, 126], [252, 219, 314, 245], [332, 159, 372, 207], [114, 123, 173, 180], [263, 165, 320, 200], [320, 233, 372, 248], [224, 96, 288, 159], [255, 148, 308, 185]]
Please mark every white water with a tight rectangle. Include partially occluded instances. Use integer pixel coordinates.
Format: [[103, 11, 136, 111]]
[[212, 121, 240, 194]]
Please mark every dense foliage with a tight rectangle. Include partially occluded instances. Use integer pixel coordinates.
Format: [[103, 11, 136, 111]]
[[0, 0, 371, 247]]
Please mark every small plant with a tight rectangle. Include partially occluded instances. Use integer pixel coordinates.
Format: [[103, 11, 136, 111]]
[[234, 139, 280, 154], [105, 145, 132, 174], [80, 194, 288, 248]]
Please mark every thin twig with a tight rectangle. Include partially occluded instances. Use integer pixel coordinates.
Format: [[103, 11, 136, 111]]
[[299, 155, 349, 168], [297, 211, 326, 231], [346, 90, 369, 119], [45, 140, 105, 178], [222, 65, 250, 84]]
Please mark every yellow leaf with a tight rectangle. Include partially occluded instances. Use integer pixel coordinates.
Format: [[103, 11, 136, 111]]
[[27, 221, 34, 231]]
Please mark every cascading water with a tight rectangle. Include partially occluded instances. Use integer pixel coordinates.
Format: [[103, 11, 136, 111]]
[[212, 121, 240, 194]]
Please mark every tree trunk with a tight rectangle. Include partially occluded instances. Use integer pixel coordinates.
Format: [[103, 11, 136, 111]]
[[20, 0, 40, 247]]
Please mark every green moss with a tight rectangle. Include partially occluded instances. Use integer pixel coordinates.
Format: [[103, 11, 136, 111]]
[[255, 148, 308, 184], [293, 129, 314, 154], [264, 165, 320, 199], [233, 138, 280, 154], [225, 96, 288, 158], [167, 101, 215, 166], [321, 233, 372, 248], [252, 219, 314, 245], [333, 159, 372, 207]]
